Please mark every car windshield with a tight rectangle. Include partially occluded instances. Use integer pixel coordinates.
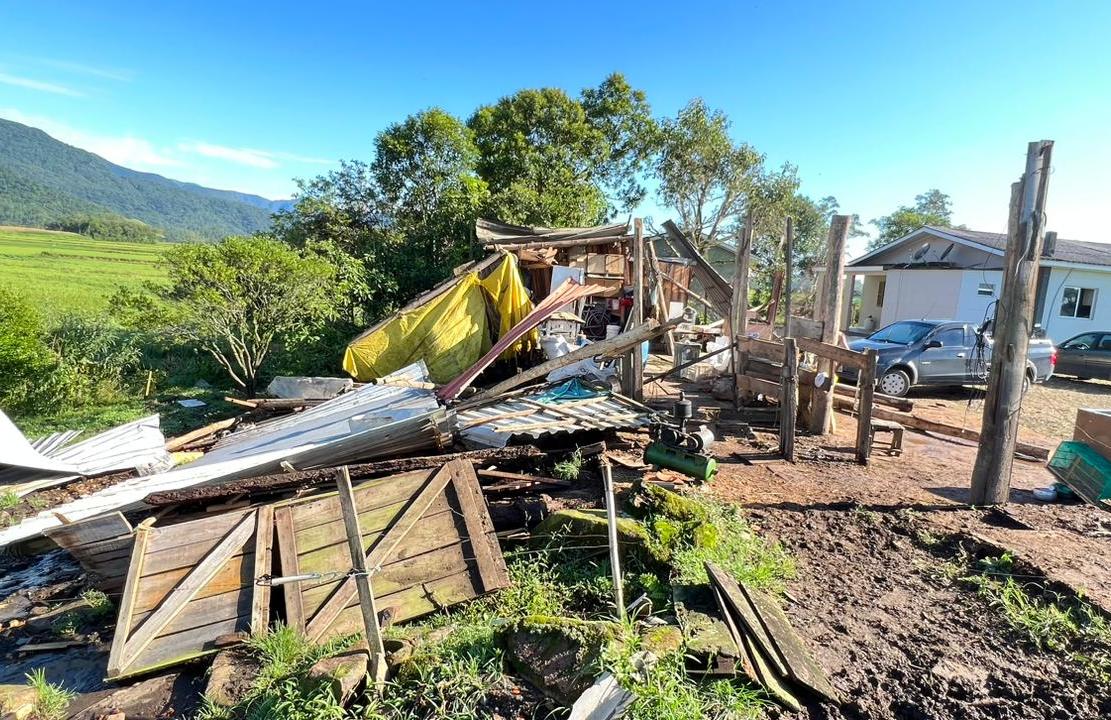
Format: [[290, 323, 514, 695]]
[[867, 321, 935, 345]]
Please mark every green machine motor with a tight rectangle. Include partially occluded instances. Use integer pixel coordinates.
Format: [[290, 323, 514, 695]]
[[644, 441, 717, 482], [644, 392, 718, 482]]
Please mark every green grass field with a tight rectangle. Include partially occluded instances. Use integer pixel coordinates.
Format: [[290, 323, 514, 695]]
[[0, 225, 166, 320]]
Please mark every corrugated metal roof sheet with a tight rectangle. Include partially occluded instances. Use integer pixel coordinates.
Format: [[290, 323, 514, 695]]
[[459, 389, 654, 448]]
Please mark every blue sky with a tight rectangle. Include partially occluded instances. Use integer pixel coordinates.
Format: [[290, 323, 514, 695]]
[[1, 0, 1109, 256]]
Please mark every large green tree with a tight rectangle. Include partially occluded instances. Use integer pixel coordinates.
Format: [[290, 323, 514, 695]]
[[654, 99, 772, 252], [116, 236, 337, 394], [868, 189, 954, 250], [468, 73, 658, 226], [273, 109, 489, 327]]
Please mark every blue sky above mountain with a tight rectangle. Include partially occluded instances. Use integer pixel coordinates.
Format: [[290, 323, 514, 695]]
[[1, 0, 1109, 255]]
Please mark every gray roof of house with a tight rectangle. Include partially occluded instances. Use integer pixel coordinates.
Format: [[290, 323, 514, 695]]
[[859, 226, 1111, 268]]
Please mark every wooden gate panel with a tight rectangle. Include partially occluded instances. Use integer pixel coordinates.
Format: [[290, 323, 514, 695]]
[[107, 507, 273, 679], [275, 460, 508, 644]]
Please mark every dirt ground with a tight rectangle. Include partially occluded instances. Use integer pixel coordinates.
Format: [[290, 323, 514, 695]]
[[657, 373, 1111, 719]]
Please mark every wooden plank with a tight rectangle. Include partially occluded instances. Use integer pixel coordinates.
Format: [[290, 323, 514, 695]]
[[706, 563, 789, 678], [323, 567, 484, 635], [274, 507, 304, 630], [732, 214, 754, 406], [283, 469, 433, 531], [738, 337, 785, 363], [165, 418, 236, 452], [843, 402, 1050, 460], [132, 553, 254, 614], [114, 512, 256, 677], [736, 615, 801, 711], [291, 497, 443, 556], [738, 582, 839, 703], [301, 541, 473, 606], [477, 468, 571, 488], [795, 336, 866, 370], [333, 466, 386, 689], [738, 375, 782, 398], [106, 520, 152, 678], [305, 463, 456, 641], [855, 349, 879, 465], [123, 616, 246, 678], [44, 512, 131, 548], [450, 461, 509, 593], [130, 584, 251, 630], [251, 505, 274, 633]]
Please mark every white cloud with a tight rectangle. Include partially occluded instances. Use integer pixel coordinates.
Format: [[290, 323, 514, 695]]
[[0, 108, 181, 168], [0, 71, 83, 97], [179, 142, 331, 169], [33, 58, 134, 82], [180, 142, 279, 169]]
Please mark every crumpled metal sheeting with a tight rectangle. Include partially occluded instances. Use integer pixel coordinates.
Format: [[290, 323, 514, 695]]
[[0, 412, 171, 494], [200, 361, 439, 465], [0, 362, 453, 548], [46, 414, 172, 478], [458, 390, 653, 448]]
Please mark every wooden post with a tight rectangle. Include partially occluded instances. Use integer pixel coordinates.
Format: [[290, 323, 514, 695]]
[[333, 466, 387, 690], [971, 140, 1054, 505], [732, 214, 754, 407], [599, 458, 625, 621], [808, 215, 852, 433], [854, 349, 878, 464], [644, 235, 676, 357], [783, 217, 794, 337], [779, 337, 798, 462], [626, 218, 646, 401]]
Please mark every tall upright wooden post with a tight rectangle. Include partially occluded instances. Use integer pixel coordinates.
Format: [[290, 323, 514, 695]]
[[779, 337, 798, 462], [731, 214, 754, 407], [808, 215, 852, 433], [783, 217, 794, 337], [971, 140, 1054, 505], [626, 218, 646, 401]]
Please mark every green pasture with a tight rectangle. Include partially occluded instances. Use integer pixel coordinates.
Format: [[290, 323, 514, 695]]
[[0, 225, 166, 320]]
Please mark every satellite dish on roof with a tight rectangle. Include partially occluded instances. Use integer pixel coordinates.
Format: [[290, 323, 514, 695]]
[[911, 242, 931, 261], [938, 243, 955, 261]]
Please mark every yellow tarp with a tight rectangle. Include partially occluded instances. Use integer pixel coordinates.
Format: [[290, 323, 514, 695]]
[[342, 254, 536, 383]]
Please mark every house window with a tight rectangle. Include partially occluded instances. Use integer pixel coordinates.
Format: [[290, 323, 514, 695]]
[[1060, 286, 1096, 319], [876, 279, 886, 307], [977, 283, 995, 296]]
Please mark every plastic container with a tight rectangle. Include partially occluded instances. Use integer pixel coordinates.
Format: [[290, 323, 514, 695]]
[[540, 335, 569, 361], [1032, 486, 1057, 502], [605, 324, 620, 339]]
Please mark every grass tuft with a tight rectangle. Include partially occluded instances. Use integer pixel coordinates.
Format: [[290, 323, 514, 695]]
[[25, 668, 75, 720], [552, 449, 584, 481], [0, 490, 19, 511]]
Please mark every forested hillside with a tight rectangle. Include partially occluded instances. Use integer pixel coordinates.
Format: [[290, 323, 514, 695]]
[[0, 118, 286, 241]]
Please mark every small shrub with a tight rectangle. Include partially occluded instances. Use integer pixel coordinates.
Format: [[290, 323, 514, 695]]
[[552, 449, 584, 481], [0, 491, 19, 511], [25, 668, 74, 720]]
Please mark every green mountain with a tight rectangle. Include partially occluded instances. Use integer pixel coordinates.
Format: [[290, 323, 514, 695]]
[[0, 118, 291, 241]]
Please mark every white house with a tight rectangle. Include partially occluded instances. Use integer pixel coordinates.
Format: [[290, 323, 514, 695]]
[[842, 226, 1111, 343]]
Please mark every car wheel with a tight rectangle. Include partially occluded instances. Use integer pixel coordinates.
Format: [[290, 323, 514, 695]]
[[1022, 374, 1031, 395], [878, 369, 911, 397]]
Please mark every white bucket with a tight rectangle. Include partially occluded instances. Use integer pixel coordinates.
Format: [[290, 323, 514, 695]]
[[540, 335, 569, 361], [605, 324, 620, 339]]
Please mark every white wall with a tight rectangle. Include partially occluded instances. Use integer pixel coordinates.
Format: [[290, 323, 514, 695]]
[[955, 270, 1004, 326], [879, 269, 962, 325], [1040, 267, 1111, 342]]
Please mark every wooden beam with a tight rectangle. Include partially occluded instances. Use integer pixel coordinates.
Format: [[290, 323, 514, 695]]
[[644, 234, 676, 356], [737, 337, 785, 363], [165, 418, 237, 452], [629, 218, 645, 401], [483, 236, 630, 251], [795, 336, 868, 370], [972, 140, 1054, 504], [600, 459, 625, 621], [854, 349, 878, 465], [732, 214, 754, 407], [657, 273, 717, 312], [333, 466, 387, 690], [808, 215, 852, 434], [465, 318, 677, 404], [779, 338, 798, 462], [834, 399, 1050, 460]]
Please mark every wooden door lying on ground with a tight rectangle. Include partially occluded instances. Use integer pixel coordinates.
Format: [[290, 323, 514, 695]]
[[107, 506, 273, 679], [275, 459, 509, 643]]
